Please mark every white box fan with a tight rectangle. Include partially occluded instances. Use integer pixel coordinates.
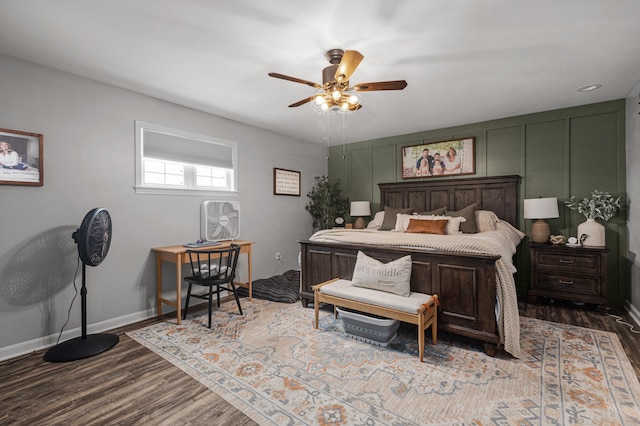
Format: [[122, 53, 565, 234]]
[[200, 200, 240, 241]]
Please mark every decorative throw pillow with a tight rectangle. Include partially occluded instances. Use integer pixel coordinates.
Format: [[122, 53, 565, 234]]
[[379, 206, 414, 231], [366, 211, 385, 229], [406, 218, 448, 234], [394, 214, 466, 234], [418, 207, 447, 216], [351, 251, 412, 297], [476, 210, 500, 232], [445, 203, 478, 233]]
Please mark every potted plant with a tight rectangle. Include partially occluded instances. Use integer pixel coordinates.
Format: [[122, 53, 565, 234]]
[[306, 175, 349, 231], [564, 190, 622, 247]]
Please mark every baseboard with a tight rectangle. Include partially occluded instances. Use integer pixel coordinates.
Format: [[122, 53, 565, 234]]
[[0, 296, 217, 362], [0, 307, 156, 362], [625, 300, 640, 328]]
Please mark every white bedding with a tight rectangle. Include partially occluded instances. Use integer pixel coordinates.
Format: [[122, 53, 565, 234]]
[[309, 226, 521, 272], [308, 225, 525, 358], [0, 167, 40, 183]]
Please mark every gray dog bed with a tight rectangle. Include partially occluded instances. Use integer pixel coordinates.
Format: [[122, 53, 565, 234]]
[[235, 269, 300, 303]]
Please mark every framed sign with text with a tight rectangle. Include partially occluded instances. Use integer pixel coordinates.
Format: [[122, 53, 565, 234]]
[[273, 168, 301, 196]]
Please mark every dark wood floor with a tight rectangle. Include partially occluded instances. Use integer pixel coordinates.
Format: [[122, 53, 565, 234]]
[[1, 300, 638, 425]]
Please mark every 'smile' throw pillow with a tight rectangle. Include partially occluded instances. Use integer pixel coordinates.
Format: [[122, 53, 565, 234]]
[[351, 251, 412, 297]]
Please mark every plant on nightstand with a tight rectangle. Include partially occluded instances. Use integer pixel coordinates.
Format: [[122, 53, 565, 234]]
[[306, 175, 349, 230], [564, 190, 622, 247]]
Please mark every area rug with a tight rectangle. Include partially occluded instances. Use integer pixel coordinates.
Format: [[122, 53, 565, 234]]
[[128, 300, 640, 425]]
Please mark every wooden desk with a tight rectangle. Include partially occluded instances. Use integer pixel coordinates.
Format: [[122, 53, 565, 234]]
[[152, 240, 254, 324]]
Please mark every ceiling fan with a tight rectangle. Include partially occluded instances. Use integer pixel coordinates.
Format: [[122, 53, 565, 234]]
[[268, 49, 407, 113]]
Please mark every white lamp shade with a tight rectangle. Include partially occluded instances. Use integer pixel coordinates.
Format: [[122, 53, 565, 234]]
[[350, 201, 371, 217], [523, 197, 559, 219]]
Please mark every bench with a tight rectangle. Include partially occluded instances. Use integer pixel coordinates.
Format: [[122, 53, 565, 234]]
[[312, 278, 438, 362]]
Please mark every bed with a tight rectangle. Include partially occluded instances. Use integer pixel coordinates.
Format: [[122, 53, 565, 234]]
[[0, 166, 40, 183], [299, 175, 523, 357]]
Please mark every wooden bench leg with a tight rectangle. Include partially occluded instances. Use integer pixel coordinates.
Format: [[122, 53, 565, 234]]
[[431, 306, 438, 345], [314, 291, 319, 329], [419, 306, 437, 362], [418, 311, 425, 362]]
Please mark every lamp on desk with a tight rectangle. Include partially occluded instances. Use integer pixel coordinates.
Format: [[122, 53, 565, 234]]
[[523, 197, 559, 243], [350, 201, 371, 229]]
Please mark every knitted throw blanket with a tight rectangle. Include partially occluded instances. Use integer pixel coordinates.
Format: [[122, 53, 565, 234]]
[[309, 229, 523, 358]]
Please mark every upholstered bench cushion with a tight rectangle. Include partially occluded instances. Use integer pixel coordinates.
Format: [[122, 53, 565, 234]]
[[319, 279, 436, 314]]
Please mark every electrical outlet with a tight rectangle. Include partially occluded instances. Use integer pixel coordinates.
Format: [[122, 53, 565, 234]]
[[275, 251, 282, 261]]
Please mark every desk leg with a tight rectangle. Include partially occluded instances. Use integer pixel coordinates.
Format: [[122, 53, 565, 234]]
[[156, 252, 163, 318], [247, 245, 253, 300], [175, 253, 182, 324]]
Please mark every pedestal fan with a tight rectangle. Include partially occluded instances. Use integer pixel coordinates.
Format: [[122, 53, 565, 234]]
[[44, 208, 119, 362]]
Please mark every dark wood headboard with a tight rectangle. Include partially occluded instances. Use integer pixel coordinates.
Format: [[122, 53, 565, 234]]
[[379, 175, 520, 226]]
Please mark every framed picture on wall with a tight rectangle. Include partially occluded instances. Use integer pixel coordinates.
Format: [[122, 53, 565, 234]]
[[401, 137, 475, 179], [0, 128, 44, 186], [273, 168, 301, 196]]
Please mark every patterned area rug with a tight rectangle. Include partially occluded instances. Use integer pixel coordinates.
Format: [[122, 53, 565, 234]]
[[127, 300, 640, 425]]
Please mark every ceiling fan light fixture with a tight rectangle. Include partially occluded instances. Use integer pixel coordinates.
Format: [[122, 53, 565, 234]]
[[346, 90, 360, 105], [269, 48, 405, 114], [312, 87, 360, 114]]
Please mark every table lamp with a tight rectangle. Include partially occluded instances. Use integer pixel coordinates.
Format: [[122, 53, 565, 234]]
[[350, 201, 371, 229], [523, 197, 559, 243]]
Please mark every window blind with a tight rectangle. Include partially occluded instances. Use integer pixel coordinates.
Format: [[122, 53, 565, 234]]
[[143, 130, 233, 169]]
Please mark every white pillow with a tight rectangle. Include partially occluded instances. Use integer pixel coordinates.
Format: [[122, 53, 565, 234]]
[[394, 213, 466, 234], [366, 211, 385, 229], [476, 210, 500, 232], [496, 220, 526, 246], [351, 251, 412, 297]]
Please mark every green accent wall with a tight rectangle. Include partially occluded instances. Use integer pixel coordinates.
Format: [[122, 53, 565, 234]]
[[328, 99, 628, 306]]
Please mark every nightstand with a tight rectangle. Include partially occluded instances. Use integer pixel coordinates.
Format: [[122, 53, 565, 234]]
[[528, 243, 608, 313]]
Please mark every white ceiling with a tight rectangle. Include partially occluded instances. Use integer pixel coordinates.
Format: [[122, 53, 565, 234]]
[[1, 0, 639, 145]]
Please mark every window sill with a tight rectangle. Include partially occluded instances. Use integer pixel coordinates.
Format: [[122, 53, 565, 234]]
[[134, 186, 239, 197]]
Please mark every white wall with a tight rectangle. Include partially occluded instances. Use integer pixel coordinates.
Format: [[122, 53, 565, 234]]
[[0, 55, 326, 358], [626, 82, 640, 322]]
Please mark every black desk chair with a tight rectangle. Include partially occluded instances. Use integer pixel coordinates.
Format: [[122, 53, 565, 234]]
[[183, 244, 243, 328]]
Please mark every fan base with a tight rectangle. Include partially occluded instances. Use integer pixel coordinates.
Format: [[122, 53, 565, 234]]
[[44, 333, 119, 363]]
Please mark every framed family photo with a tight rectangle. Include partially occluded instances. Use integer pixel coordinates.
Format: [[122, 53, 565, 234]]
[[0, 128, 43, 186], [401, 137, 475, 179]]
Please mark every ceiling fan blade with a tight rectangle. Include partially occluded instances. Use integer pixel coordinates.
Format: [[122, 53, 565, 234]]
[[353, 80, 408, 91], [268, 72, 321, 88], [288, 96, 315, 108], [334, 50, 364, 83]]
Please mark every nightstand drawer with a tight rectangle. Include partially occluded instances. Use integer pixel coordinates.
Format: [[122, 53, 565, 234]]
[[536, 252, 600, 273], [536, 271, 599, 294]]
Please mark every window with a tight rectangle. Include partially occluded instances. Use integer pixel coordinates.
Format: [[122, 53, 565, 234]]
[[135, 121, 237, 195]]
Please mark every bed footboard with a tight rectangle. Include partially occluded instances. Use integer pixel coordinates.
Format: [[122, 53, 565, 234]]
[[300, 240, 501, 345]]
